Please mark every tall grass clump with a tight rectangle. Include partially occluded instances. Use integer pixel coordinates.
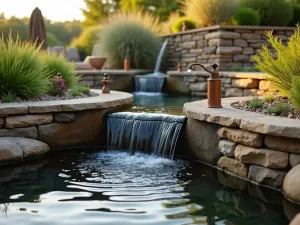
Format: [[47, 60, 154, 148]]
[[253, 26, 300, 96], [101, 22, 160, 69], [181, 0, 237, 26], [0, 34, 50, 99], [242, 0, 293, 26], [40, 53, 79, 89], [290, 77, 300, 110]]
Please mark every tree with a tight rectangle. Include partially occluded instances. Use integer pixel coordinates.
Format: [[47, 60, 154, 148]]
[[81, 0, 121, 27]]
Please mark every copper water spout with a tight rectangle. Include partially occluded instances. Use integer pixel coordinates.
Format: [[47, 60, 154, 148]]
[[187, 63, 222, 108]]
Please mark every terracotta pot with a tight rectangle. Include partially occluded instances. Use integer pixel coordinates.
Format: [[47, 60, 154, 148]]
[[88, 56, 107, 70]]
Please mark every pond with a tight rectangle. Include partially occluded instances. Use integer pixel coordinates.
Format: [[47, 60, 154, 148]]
[[0, 150, 289, 225]]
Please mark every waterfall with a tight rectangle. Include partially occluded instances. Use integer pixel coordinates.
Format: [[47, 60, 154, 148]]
[[107, 112, 186, 159], [134, 39, 168, 93]]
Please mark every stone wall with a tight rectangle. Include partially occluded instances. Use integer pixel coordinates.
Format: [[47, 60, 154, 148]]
[[164, 25, 295, 71], [0, 90, 133, 152], [166, 71, 276, 97], [77, 69, 151, 91], [184, 97, 300, 191]]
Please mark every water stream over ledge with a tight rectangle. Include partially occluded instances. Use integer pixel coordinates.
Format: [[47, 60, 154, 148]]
[[107, 112, 186, 159]]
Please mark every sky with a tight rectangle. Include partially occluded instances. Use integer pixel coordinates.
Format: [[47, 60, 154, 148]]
[[0, 0, 86, 21]]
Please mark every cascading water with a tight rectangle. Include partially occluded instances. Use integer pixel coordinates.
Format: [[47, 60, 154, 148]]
[[107, 112, 186, 159], [135, 39, 169, 93]]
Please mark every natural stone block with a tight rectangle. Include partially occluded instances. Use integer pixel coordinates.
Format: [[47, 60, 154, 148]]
[[182, 34, 192, 41], [183, 77, 197, 82], [233, 55, 249, 62], [181, 57, 197, 62], [217, 156, 248, 178], [0, 127, 37, 139], [243, 89, 264, 96], [221, 78, 232, 84], [290, 154, 300, 167], [218, 127, 264, 147], [283, 164, 300, 203], [0, 138, 23, 163], [208, 39, 232, 46], [219, 140, 237, 157], [190, 82, 207, 92], [190, 49, 203, 54], [234, 39, 248, 47], [191, 92, 207, 97], [203, 46, 216, 54], [242, 33, 261, 40], [265, 135, 300, 153], [217, 169, 248, 191], [259, 80, 277, 91], [182, 41, 197, 49], [232, 79, 259, 89], [234, 144, 289, 169], [205, 31, 241, 40], [5, 114, 53, 128], [217, 47, 242, 55], [197, 40, 206, 48], [193, 35, 204, 41], [54, 113, 76, 123], [248, 165, 287, 189], [243, 47, 255, 55], [225, 88, 243, 97]]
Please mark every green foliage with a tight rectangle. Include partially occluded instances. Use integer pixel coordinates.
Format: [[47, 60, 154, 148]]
[[233, 7, 260, 26], [266, 102, 288, 114], [289, 3, 300, 26], [181, 0, 238, 26], [263, 93, 275, 103], [40, 53, 79, 89], [0, 34, 50, 99], [231, 66, 260, 72], [101, 22, 160, 69], [72, 84, 91, 96], [47, 32, 64, 47], [242, 0, 293, 26], [253, 26, 300, 96], [249, 97, 263, 109], [172, 17, 197, 33], [1, 91, 16, 103], [290, 76, 300, 110], [71, 26, 102, 55]]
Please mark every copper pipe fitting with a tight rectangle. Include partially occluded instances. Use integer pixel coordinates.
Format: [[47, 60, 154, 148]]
[[187, 63, 222, 108]]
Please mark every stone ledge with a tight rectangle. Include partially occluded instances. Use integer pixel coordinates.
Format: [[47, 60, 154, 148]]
[[184, 97, 300, 139], [75, 69, 152, 76], [0, 90, 133, 114], [167, 71, 267, 80]]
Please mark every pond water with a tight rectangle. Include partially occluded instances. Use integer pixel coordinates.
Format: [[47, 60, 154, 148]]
[[0, 150, 290, 225]]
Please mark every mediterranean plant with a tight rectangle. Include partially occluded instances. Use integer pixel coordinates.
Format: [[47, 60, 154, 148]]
[[0, 34, 50, 99], [233, 7, 260, 26], [49, 74, 67, 96], [72, 84, 91, 96], [172, 17, 197, 33], [290, 76, 300, 110], [266, 102, 288, 114], [249, 97, 263, 109], [71, 26, 102, 56], [1, 90, 16, 103], [181, 0, 237, 26], [242, 0, 293, 26], [40, 53, 79, 90], [253, 26, 300, 96], [101, 22, 160, 69]]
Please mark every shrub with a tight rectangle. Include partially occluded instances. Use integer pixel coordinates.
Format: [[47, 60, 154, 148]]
[[71, 26, 102, 56], [40, 53, 79, 90], [290, 76, 300, 110], [72, 84, 91, 95], [249, 97, 263, 109], [266, 102, 288, 114], [242, 0, 293, 26], [172, 17, 197, 33], [0, 34, 50, 99], [263, 93, 275, 103], [71, 88, 80, 97], [181, 0, 237, 26], [233, 7, 260, 26], [253, 26, 300, 96], [1, 91, 16, 103], [49, 74, 67, 96], [101, 22, 160, 69], [289, 3, 300, 26]]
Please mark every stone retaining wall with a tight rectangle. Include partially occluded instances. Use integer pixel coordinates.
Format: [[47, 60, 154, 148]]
[[77, 69, 151, 91], [164, 25, 295, 71], [166, 71, 276, 97], [183, 97, 300, 192], [0, 90, 133, 152]]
